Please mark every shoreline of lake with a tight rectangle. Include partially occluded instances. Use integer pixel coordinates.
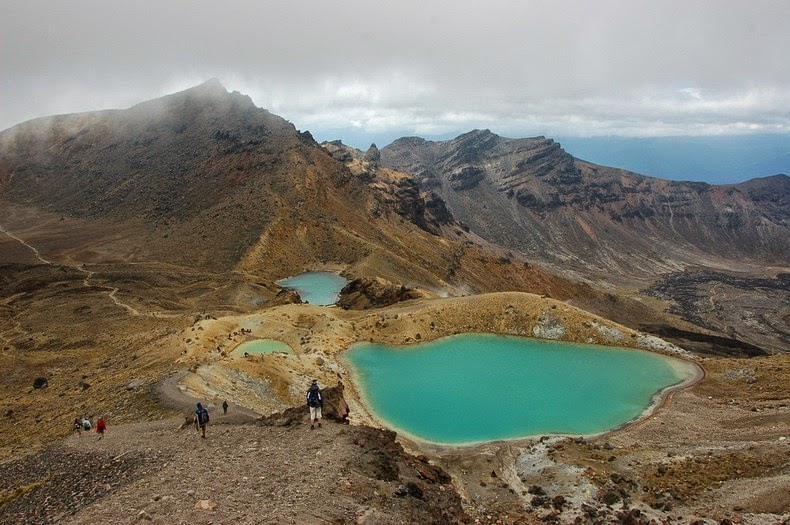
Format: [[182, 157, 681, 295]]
[[344, 333, 703, 448]]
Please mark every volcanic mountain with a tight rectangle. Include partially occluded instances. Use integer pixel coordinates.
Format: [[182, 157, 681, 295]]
[[0, 80, 622, 318], [381, 130, 788, 279], [381, 130, 789, 352]]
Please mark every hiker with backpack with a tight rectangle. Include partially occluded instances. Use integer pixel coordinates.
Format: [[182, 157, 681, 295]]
[[306, 379, 323, 430], [195, 403, 210, 438]]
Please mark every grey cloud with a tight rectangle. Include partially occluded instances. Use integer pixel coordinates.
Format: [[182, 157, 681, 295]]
[[2, 0, 789, 142]]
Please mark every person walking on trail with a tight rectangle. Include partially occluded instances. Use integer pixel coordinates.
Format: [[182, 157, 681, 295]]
[[306, 379, 323, 430], [96, 416, 107, 440], [195, 403, 210, 438], [82, 417, 92, 431], [222, 400, 228, 415], [73, 417, 82, 436]]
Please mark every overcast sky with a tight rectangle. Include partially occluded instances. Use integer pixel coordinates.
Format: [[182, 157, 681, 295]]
[[2, 0, 789, 149]]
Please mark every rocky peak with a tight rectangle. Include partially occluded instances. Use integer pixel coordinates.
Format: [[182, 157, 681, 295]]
[[320, 140, 456, 234], [363, 143, 381, 167], [129, 78, 258, 120], [191, 77, 227, 95], [382, 129, 579, 193], [0, 81, 324, 272]]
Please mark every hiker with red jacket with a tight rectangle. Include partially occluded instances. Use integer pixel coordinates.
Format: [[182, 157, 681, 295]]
[[96, 416, 107, 440]]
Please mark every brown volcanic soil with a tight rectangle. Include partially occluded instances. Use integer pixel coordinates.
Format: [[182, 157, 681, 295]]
[[0, 414, 468, 525], [1, 256, 788, 524]]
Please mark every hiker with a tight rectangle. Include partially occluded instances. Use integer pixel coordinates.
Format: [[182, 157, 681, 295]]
[[195, 403, 209, 438], [73, 417, 82, 436], [306, 379, 323, 429], [82, 417, 92, 431], [222, 400, 228, 415], [96, 416, 107, 440]]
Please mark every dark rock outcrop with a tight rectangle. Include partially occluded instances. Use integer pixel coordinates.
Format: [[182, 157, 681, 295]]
[[267, 288, 302, 307], [448, 166, 485, 191], [337, 277, 423, 310], [258, 384, 348, 426], [363, 143, 381, 167]]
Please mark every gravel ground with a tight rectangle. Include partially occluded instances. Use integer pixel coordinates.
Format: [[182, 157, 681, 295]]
[[0, 410, 467, 525]]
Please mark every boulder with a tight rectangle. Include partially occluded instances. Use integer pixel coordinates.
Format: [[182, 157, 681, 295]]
[[126, 379, 145, 391], [258, 384, 349, 426], [267, 289, 302, 307]]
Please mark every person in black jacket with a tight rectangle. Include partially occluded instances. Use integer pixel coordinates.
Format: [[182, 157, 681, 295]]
[[306, 380, 323, 429], [195, 403, 209, 438]]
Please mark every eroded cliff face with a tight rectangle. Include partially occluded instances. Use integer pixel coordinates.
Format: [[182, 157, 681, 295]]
[[381, 130, 789, 279], [321, 140, 457, 235]]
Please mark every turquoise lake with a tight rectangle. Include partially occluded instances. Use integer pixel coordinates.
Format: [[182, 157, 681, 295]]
[[346, 334, 697, 445], [234, 339, 293, 355], [276, 271, 348, 306]]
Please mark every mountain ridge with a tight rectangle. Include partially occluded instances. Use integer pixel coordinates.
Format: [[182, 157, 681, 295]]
[[0, 82, 604, 302], [381, 130, 789, 277]]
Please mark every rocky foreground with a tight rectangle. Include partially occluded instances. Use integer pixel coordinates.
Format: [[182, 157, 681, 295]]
[[2, 359, 789, 525], [0, 407, 467, 525]]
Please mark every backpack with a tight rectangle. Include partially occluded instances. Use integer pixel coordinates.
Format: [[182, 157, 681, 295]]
[[307, 387, 321, 407], [198, 408, 209, 425]]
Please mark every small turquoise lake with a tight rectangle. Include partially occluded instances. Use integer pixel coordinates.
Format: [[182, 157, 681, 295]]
[[276, 271, 348, 306], [346, 334, 698, 445]]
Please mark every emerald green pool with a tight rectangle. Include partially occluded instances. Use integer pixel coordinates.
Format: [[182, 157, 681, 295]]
[[234, 339, 293, 355], [276, 271, 348, 306], [346, 334, 697, 445]]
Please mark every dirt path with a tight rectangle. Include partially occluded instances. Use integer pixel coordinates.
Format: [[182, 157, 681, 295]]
[[0, 225, 52, 264], [156, 369, 262, 423], [0, 414, 467, 525]]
